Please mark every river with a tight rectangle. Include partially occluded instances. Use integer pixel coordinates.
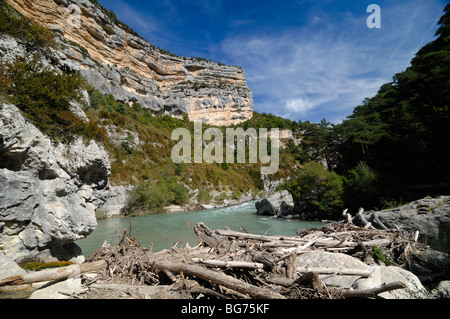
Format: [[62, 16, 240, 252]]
[[77, 201, 326, 257]]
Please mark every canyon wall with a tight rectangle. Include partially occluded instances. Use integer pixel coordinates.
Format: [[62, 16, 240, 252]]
[[6, 0, 254, 126]]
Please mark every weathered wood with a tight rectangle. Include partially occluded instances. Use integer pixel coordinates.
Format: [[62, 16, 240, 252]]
[[154, 260, 286, 299], [215, 229, 347, 248], [194, 223, 232, 253], [189, 286, 232, 299], [192, 258, 372, 278], [252, 253, 276, 268], [268, 272, 321, 290], [361, 238, 391, 247], [286, 253, 297, 279], [355, 208, 376, 230], [89, 283, 183, 299], [192, 258, 265, 270], [0, 260, 107, 287], [215, 229, 283, 242], [372, 212, 389, 230], [341, 281, 406, 298], [297, 267, 372, 277]]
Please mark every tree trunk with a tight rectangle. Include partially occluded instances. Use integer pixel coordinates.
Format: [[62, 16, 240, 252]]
[[341, 281, 406, 298], [0, 260, 107, 287], [154, 260, 286, 299]]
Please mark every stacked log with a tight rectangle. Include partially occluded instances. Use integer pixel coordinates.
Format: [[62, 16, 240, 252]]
[[1, 221, 423, 299]]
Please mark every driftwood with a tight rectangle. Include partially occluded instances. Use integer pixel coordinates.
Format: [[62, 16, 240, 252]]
[[0, 260, 107, 287], [72, 220, 422, 300], [154, 260, 286, 299], [192, 258, 372, 277], [372, 212, 389, 230], [88, 283, 183, 299], [355, 208, 376, 229], [192, 258, 265, 270], [341, 281, 407, 298]]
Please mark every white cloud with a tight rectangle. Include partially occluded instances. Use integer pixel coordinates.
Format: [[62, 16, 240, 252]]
[[285, 98, 314, 115], [220, 0, 445, 123]]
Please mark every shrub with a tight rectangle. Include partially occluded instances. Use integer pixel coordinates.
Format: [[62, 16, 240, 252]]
[[371, 245, 392, 266], [0, 2, 56, 49], [0, 55, 109, 144], [285, 162, 344, 219], [344, 162, 379, 210], [128, 178, 190, 215], [197, 188, 212, 204]]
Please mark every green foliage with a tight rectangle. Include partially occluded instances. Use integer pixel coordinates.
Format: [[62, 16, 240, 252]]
[[285, 162, 344, 219], [371, 245, 392, 266], [0, 55, 108, 144], [128, 177, 190, 215], [299, 119, 341, 169], [237, 112, 301, 130], [0, 2, 56, 49], [19, 261, 74, 271], [197, 188, 212, 204], [344, 162, 379, 210]]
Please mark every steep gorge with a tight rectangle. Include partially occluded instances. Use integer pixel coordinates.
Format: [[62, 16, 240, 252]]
[[6, 0, 254, 126]]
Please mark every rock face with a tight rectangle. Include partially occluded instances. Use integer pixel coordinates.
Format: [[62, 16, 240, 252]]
[[297, 251, 369, 289], [360, 196, 450, 252], [6, 0, 254, 126], [255, 190, 294, 217], [0, 104, 111, 264], [352, 265, 429, 299], [296, 251, 429, 299]]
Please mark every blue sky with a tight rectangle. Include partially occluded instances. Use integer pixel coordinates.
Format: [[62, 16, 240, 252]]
[[98, 0, 448, 124]]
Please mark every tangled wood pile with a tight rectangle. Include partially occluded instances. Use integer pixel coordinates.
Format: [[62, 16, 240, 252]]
[[0, 220, 425, 299], [74, 221, 422, 299]]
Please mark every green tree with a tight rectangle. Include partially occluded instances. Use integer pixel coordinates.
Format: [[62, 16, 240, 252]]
[[336, 4, 450, 201], [343, 162, 379, 210], [285, 162, 344, 219]]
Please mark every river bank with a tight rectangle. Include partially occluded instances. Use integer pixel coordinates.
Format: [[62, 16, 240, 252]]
[[2, 221, 449, 299], [77, 201, 326, 258]]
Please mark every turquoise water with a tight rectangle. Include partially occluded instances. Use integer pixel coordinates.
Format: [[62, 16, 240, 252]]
[[77, 201, 326, 257]]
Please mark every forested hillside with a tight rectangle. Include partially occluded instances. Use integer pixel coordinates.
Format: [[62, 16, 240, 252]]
[[1, 2, 449, 220], [288, 4, 450, 216]]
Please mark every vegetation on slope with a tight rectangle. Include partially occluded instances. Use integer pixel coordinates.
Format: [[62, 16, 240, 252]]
[[1, 2, 449, 220], [287, 4, 450, 215]]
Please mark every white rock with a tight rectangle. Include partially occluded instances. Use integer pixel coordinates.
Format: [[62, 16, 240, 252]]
[[0, 104, 110, 263], [352, 265, 429, 299], [296, 251, 369, 288]]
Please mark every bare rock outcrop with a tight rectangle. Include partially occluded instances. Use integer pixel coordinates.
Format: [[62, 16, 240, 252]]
[[358, 196, 450, 253], [255, 190, 294, 217], [6, 0, 254, 126], [0, 103, 111, 264]]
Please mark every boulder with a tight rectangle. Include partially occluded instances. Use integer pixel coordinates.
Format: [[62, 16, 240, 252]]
[[0, 252, 27, 279], [352, 265, 429, 299], [255, 190, 294, 217], [361, 196, 450, 252], [431, 281, 450, 299], [99, 185, 130, 218], [0, 253, 35, 299], [296, 251, 369, 288], [0, 104, 110, 264], [28, 277, 83, 299]]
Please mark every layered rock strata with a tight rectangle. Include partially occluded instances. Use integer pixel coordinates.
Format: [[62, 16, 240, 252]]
[[6, 0, 254, 126]]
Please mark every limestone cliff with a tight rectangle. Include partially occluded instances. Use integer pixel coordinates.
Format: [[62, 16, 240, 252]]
[[0, 103, 110, 264], [6, 0, 254, 126]]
